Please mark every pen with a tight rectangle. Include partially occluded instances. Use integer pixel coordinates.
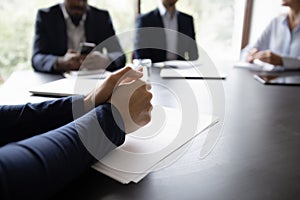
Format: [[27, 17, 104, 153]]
[[164, 65, 178, 69]]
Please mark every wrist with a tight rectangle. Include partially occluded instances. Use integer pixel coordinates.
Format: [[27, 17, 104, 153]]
[[54, 57, 65, 72], [83, 94, 94, 113]]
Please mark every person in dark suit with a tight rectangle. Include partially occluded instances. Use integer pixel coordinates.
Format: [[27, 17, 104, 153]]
[[32, 0, 126, 73], [0, 67, 153, 199], [134, 0, 198, 63]]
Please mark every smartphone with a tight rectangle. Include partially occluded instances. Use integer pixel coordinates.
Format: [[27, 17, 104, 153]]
[[79, 42, 96, 55]]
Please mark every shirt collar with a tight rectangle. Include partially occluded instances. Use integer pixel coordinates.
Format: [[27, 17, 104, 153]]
[[158, 1, 177, 18], [281, 14, 289, 26], [60, 3, 87, 22], [281, 14, 300, 32]]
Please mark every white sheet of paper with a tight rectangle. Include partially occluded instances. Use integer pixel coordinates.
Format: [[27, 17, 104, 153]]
[[29, 78, 103, 97], [92, 106, 218, 184], [160, 67, 226, 79], [63, 69, 111, 79], [152, 60, 202, 68], [234, 61, 284, 72]]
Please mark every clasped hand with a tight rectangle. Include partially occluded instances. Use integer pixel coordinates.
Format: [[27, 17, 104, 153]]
[[84, 66, 153, 133]]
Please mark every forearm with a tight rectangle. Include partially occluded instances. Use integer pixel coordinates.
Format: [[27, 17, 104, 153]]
[[282, 56, 300, 69], [32, 53, 59, 73], [0, 96, 85, 146], [0, 103, 125, 199]]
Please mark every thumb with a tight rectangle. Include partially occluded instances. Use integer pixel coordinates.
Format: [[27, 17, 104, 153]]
[[113, 66, 143, 84], [67, 49, 78, 54]]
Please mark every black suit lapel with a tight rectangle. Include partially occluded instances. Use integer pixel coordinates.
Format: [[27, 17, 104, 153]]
[[154, 8, 167, 61], [154, 8, 164, 28], [85, 9, 94, 43], [56, 7, 68, 52], [177, 12, 183, 59]]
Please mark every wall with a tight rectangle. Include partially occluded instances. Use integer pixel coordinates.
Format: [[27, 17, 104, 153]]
[[248, 0, 288, 45]]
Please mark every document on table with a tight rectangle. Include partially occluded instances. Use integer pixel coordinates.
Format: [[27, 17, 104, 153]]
[[30, 69, 110, 97], [29, 78, 103, 97], [234, 60, 284, 72], [92, 106, 219, 184], [29, 67, 146, 97], [63, 69, 111, 79], [160, 67, 226, 79], [152, 60, 202, 68]]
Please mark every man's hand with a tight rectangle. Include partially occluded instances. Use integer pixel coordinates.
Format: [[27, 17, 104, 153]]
[[81, 51, 111, 70], [247, 48, 283, 66], [109, 79, 153, 133], [56, 50, 82, 71], [84, 66, 152, 133], [83, 66, 143, 112]]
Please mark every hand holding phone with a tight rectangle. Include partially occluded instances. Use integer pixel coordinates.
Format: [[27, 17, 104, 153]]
[[80, 42, 96, 55]]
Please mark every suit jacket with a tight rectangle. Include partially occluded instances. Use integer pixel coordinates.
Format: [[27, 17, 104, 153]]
[[32, 4, 126, 73], [134, 8, 198, 63], [0, 96, 125, 199]]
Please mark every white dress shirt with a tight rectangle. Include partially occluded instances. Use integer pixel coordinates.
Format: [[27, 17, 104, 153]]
[[244, 14, 300, 69], [158, 2, 178, 60], [60, 4, 86, 52]]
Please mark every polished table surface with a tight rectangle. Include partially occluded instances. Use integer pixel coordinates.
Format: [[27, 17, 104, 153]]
[[1, 68, 300, 200]]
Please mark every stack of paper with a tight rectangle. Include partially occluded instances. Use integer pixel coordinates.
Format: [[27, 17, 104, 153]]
[[92, 106, 218, 184]]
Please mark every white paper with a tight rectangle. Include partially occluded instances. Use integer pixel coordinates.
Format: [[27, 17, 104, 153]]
[[29, 78, 104, 97], [63, 69, 111, 79], [160, 67, 226, 79], [152, 60, 202, 68], [92, 106, 218, 184], [234, 60, 283, 72]]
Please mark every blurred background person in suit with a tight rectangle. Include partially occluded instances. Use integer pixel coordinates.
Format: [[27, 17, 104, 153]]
[[134, 0, 198, 63], [32, 0, 126, 73]]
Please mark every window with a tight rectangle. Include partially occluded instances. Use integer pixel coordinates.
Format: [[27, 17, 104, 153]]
[[0, 0, 60, 80], [0, 0, 244, 82]]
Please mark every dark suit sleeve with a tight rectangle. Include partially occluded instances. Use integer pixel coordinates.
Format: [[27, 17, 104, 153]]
[[0, 103, 125, 200], [186, 16, 198, 60], [134, 14, 166, 62], [95, 11, 126, 71], [134, 15, 150, 60], [106, 17, 126, 71], [0, 96, 85, 146], [31, 10, 59, 73]]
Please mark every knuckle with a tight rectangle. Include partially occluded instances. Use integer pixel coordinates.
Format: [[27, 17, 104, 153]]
[[147, 91, 153, 99], [143, 115, 151, 124]]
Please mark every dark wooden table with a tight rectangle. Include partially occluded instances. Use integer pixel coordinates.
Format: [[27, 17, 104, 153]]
[[53, 68, 300, 200], [2, 68, 300, 200]]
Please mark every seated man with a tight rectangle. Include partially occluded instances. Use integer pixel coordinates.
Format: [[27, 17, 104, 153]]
[[242, 0, 300, 70], [32, 0, 126, 73], [134, 0, 198, 63], [0, 66, 152, 199]]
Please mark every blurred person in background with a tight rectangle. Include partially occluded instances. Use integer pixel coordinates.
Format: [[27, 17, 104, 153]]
[[32, 0, 126, 73], [134, 0, 198, 63], [243, 0, 300, 70]]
